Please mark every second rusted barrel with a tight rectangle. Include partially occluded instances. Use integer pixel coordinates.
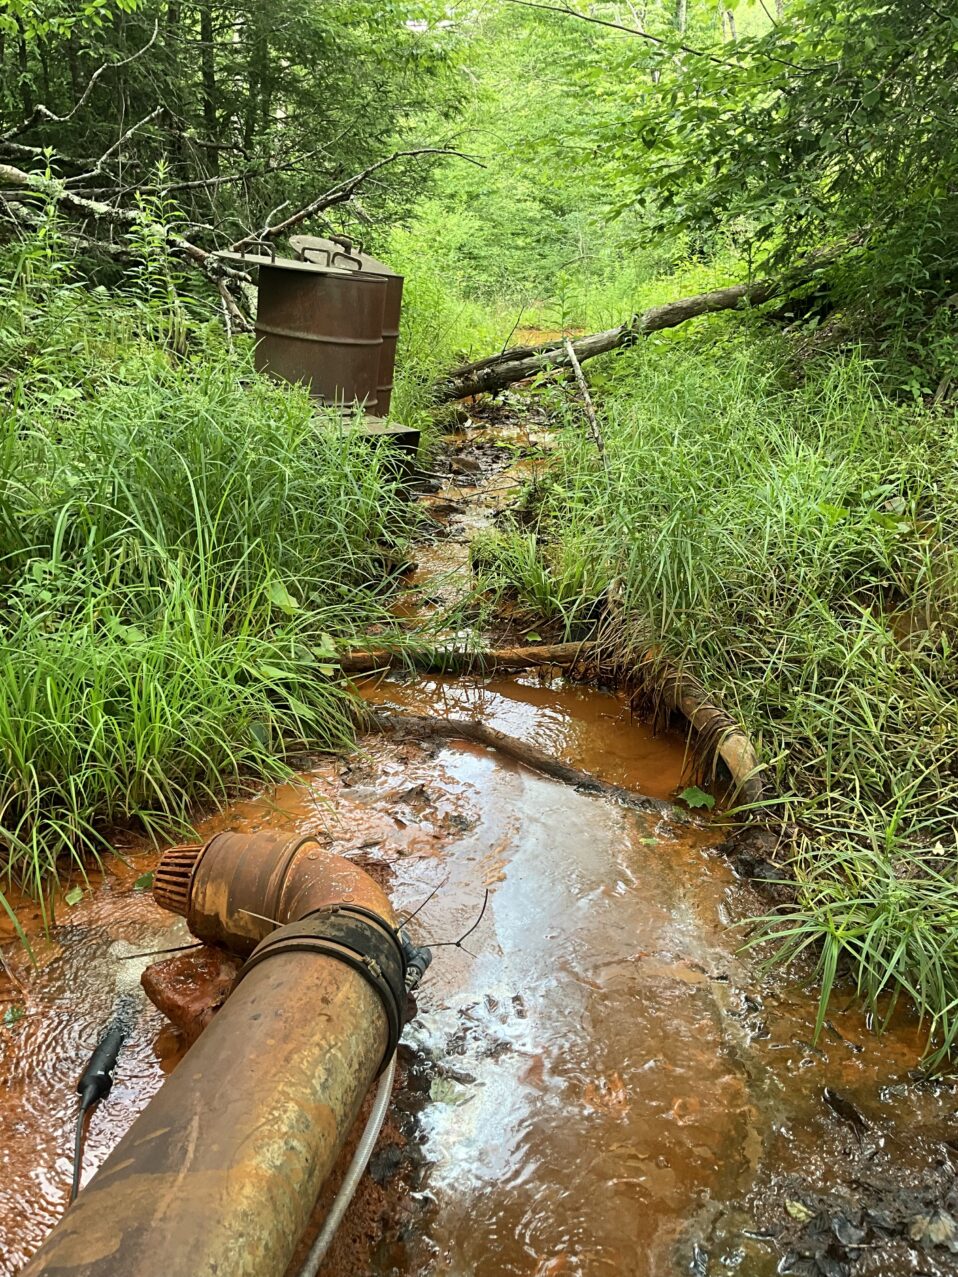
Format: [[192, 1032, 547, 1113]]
[[291, 236, 404, 417]]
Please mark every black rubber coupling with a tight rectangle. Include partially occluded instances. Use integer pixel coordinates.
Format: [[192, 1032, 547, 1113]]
[[237, 905, 407, 1074]]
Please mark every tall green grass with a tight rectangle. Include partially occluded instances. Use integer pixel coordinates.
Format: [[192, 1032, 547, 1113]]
[[0, 236, 413, 897], [488, 323, 958, 1060]]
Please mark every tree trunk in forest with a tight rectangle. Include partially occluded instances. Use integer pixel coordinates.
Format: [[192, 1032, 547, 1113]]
[[198, 2, 219, 175], [676, 0, 688, 35], [435, 279, 776, 402]]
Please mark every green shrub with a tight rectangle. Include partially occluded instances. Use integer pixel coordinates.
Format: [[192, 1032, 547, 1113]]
[[502, 329, 958, 1058]]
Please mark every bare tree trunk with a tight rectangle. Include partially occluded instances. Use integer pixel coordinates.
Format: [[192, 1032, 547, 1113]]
[[676, 0, 688, 35], [436, 279, 776, 401]]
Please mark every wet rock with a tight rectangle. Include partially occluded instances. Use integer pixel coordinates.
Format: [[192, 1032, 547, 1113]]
[[449, 455, 482, 476], [141, 946, 242, 1045], [822, 1087, 868, 1139], [830, 1216, 865, 1247], [713, 824, 793, 896], [368, 1140, 405, 1185]]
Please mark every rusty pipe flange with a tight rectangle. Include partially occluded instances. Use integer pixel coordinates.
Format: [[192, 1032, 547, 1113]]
[[153, 830, 397, 956], [237, 908, 407, 1071]]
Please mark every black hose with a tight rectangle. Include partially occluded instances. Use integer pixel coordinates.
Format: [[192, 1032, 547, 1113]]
[[69, 1008, 132, 1201]]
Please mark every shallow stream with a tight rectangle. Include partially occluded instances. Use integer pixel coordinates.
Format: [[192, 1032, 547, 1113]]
[[2, 403, 957, 1276]]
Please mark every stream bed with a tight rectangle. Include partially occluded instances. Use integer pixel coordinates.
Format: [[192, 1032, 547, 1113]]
[[2, 403, 958, 1276]]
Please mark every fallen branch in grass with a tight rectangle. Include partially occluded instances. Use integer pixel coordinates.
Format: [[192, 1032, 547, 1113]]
[[436, 280, 778, 400], [0, 138, 478, 315], [564, 337, 607, 467], [0, 161, 238, 283]]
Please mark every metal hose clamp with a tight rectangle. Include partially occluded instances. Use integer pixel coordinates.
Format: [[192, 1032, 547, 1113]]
[[236, 906, 407, 1073]]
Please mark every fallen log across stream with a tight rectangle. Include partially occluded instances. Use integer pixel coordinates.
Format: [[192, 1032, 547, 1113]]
[[346, 641, 765, 805], [363, 708, 679, 817], [435, 278, 777, 401]]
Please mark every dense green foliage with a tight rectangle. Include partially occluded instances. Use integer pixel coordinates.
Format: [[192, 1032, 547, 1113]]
[[4, 0, 958, 1056], [0, 0, 461, 235], [478, 315, 958, 1057], [590, 0, 958, 389], [0, 224, 410, 899]]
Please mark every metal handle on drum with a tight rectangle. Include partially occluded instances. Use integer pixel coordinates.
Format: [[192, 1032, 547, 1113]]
[[330, 248, 363, 272]]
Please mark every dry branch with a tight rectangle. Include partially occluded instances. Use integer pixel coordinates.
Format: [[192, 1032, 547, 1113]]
[[2, 21, 160, 141], [230, 148, 482, 253], [0, 161, 246, 284], [437, 279, 777, 400], [564, 337, 606, 465]]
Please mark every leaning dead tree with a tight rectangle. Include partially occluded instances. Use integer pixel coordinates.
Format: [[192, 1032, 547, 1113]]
[[435, 239, 853, 401], [436, 280, 777, 401]]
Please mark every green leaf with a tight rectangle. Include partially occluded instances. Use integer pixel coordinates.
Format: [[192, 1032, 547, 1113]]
[[316, 632, 338, 657], [429, 1076, 471, 1105], [133, 871, 154, 892], [679, 786, 715, 810], [267, 580, 300, 613], [524, 631, 543, 643], [258, 663, 293, 681], [64, 886, 84, 906], [2, 1006, 24, 1028]]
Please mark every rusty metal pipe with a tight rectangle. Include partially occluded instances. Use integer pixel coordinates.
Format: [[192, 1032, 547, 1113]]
[[21, 833, 399, 1277]]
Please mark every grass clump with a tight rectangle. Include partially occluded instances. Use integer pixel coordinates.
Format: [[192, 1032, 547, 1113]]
[[0, 234, 413, 900], [500, 326, 958, 1059], [470, 525, 606, 640]]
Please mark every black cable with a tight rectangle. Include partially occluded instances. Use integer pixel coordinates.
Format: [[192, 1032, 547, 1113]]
[[70, 1104, 90, 1202]]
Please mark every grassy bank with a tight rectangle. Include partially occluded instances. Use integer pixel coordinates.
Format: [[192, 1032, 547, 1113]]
[[0, 239, 412, 906], [477, 323, 958, 1061]]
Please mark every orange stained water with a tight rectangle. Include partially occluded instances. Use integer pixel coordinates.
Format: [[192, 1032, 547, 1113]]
[[0, 684, 953, 1276]]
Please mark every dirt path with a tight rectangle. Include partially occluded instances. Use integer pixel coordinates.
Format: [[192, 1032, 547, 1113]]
[[2, 401, 958, 1276]]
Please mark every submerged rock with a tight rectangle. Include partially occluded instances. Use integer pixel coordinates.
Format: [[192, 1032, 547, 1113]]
[[141, 946, 242, 1045]]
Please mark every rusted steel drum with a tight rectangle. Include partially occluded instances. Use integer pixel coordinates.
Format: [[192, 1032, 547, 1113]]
[[291, 236, 404, 417], [256, 258, 386, 413], [219, 250, 386, 413]]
